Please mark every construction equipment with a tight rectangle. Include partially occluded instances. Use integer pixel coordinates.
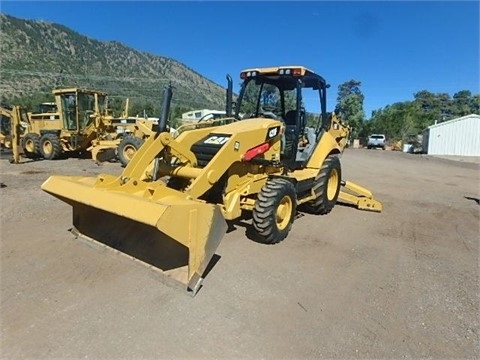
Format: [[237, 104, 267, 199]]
[[88, 116, 157, 165], [3, 89, 149, 164], [21, 88, 123, 160], [88, 96, 162, 166], [41, 66, 382, 295], [1, 105, 28, 163], [1, 105, 15, 149]]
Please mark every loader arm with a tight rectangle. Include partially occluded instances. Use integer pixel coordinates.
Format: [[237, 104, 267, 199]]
[[119, 117, 284, 201], [118, 127, 216, 183]]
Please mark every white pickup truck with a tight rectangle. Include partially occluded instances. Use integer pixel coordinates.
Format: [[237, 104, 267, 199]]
[[367, 134, 386, 150]]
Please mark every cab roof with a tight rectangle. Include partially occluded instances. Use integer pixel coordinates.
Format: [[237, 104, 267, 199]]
[[240, 65, 327, 90], [52, 88, 107, 96], [241, 65, 316, 76]]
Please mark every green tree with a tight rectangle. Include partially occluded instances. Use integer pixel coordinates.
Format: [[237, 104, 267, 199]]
[[413, 90, 452, 123], [452, 90, 473, 117], [370, 100, 430, 141], [336, 80, 366, 139], [471, 94, 480, 114]]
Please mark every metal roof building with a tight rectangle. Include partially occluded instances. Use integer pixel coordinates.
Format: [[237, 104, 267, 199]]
[[423, 114, 480, 156]]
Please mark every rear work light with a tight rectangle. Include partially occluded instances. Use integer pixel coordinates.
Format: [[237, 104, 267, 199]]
[[240, 71, 257, 79], [278, 68, 302, 76], [242, 142, 270, 161]]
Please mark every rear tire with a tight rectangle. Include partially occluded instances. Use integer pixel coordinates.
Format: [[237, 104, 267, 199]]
[[303, 155, 341, 215], [117, 135, 144, 166], [252, 178, 297, 244], [21, 133, 41, 159], [40, 133, 62, 160]]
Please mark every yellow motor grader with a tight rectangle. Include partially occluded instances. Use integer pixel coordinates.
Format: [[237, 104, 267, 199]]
[[86, 96, 155, 165], [89, 115, 159, 166], [2, 90, 146, 163], [42, 66, 382, 295], [21, 87, 129, 160]]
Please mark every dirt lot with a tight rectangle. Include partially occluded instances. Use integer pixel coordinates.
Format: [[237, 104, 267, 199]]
[[1, 148, 479, 359]]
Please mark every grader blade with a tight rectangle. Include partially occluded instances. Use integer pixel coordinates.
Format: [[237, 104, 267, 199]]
[[41, 175, 227, 295], [88, 140, 119, 164]]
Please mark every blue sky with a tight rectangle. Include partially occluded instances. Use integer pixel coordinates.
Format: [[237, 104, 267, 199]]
[[1, 1, 479, 117]]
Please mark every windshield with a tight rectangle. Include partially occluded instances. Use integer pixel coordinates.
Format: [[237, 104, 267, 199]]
[[237, 79, 297, 120], [235, 75, 323, 133], [77, 92, 95, 130], [61, 92, 77, 130], [97, 95, 107, 114]]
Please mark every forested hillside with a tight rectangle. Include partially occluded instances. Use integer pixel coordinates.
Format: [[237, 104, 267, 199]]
[[0, 13, 227, 118], [0, 13, 477, 140]]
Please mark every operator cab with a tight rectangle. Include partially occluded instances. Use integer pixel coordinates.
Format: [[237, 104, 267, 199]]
[[234, 66, 330, 170], [54, 88, 108, 132]]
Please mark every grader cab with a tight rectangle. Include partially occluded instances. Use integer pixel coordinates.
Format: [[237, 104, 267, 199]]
[[42, 66, 382, 295]]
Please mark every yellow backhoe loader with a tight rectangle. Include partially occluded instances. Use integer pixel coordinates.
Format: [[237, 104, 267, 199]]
[[42, 66, 382, 295]]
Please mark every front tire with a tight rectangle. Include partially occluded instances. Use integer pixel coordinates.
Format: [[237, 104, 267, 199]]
[[117, 135, 144, 166], [303, 155, 341, 215], [22, 133, 41, 159], [252, 178, 297, 244]]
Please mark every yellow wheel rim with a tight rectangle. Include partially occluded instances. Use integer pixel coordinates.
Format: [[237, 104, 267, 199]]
[[327, 168, 339, 200], [123, 145, 136, 161], [25, 140, 35, 152], [43, 141, 52, 155], [276, 195, 293, 230]]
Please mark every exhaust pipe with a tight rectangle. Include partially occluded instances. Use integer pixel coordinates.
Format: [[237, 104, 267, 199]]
[[158, 84, 173, 133], [225, 74, 233, 117]]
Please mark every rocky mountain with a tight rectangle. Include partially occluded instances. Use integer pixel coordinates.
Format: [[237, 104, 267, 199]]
[[0, 13, 227, 114]]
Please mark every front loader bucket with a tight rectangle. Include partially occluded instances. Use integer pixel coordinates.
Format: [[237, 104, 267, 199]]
[[41, 175, 228, 295]]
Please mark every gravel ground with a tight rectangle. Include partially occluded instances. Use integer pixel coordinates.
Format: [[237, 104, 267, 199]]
[[0, 148, 479, 359]]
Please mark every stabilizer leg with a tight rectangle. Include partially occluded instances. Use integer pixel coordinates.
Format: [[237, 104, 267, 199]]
[[338, 180, 383, 212]]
